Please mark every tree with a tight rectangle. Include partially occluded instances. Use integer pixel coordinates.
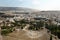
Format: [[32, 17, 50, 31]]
[[50, 35, 52, 40]]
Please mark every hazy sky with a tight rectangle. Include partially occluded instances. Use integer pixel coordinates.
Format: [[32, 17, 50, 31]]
[[0, 0, 60, 10]]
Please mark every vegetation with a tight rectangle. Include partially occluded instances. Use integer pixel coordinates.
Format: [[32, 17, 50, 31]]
[[1, 18, 60, 39], [45, 22, 60, 38], [12, 19, 27, 29], [50, 35, 52, 40], [1, 25, 15, 35], [28, 20, 44, 31], [1, 19, 27, 35]]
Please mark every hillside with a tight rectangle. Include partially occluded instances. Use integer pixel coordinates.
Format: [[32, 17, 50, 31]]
[[0, 7, 39, 12]]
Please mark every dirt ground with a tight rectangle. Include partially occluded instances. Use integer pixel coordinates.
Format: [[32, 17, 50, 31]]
[[2, 29, 50, 40]]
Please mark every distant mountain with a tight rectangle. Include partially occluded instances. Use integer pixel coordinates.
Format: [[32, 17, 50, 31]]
[[0, 7, 39, 12]]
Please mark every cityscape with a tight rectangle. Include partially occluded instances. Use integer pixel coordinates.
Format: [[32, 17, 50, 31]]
[[0, 0, 60, 40], [0, 7, 60, 40]]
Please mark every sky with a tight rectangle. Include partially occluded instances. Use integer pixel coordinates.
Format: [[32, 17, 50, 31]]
[[0, 0, 60, 10]]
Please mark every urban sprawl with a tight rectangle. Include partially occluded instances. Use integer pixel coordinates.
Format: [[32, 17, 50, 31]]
[[0, 11, 60, 40]]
